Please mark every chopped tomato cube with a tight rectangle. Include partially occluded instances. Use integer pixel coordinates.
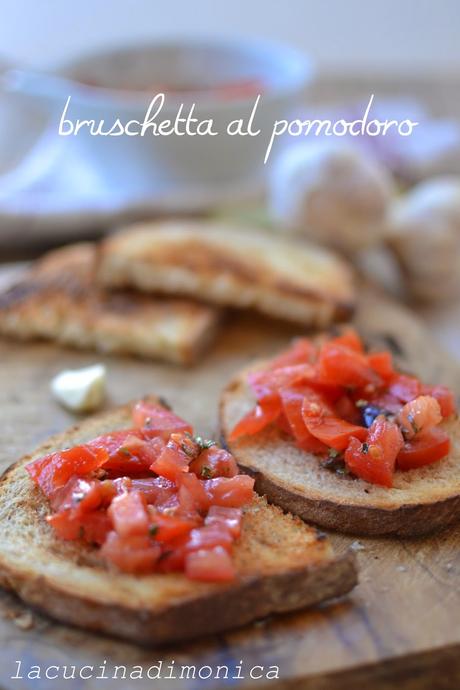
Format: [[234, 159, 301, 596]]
[[268, 338, 317, 369], [108, 490, 150, 538], [186, 525, 233, 552], [48, 509, 112, 545], [367, 351, 394, 381], [280, 386, 330, 453], [318, 342, 382, 390], [26, 445, 109, 496], [330, 328, 364, 353], [150, 437, 191, 481], [204, 475, 255, 507], [304, 416, 368, 451], [148, 509, 198, 542], [228, 396, 281, 441], [185, 546, 236, 582], [101, 531, 161, 574], [421, 385, 457, 419], [178, 472, 210, 514], [248, 364, 315, 400], [205, 506, 242, 538], [388, 375, 421, 403], [344, 416, 403, 487], [190, 446, 238, 479], [397, 428, 450, 470], [132, 401, 192, 438]]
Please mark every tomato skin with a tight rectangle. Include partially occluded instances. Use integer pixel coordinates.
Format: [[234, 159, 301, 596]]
[[422, 385, 457, 419], [101, 531, 161, 574], [205, 506, 242, 538], [189, 447, 238, 479], [178, 472, 210, 514], [345, 417, 403, 487], [304, 416, 368, 451], [148, 509, 198, 543], [318, 342, 381, 390], [397, 428, 451, 470], [388, 375, 421, 403], [108, 490, 150, 538], [150, 435, 191, 481], [228, 396, 281, 440], [204, 475, 255, 508], [280, 386, 330, 453], [334, 395, 361, 425], [27, 445, 109, 496], [132, 401, 192, 438], [331, 329, 364, 353], [367, 351, 394, 381], [185, 546, 236, 582], [101, 434, 165, 475]]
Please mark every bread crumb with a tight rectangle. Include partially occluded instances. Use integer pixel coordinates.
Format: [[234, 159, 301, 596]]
[[350, 540, 365, 551]]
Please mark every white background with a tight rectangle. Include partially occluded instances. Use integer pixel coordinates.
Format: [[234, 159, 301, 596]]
[[0, 0, 459, 74]]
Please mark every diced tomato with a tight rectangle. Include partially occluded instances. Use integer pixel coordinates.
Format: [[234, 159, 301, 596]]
[[304, 416, 368, 451], [330, 328, 364, 353], [397, 427, 450, 470], [108, 490, 150, 538], [344, 416, 403, 487], [268, 338, 317, 369], [204, 475, 255, 507], [422, 385, 457, 419], [101, 531, 161, 574], [185, 546, 236, 582], [228, 395, 281, 441], [48, 509, 112, 545], [26, 445, 109, 496], [150, 435, 191, 481], [155, 534, 189, 573], [101, 435, 165, 475], [248, 364, 314, 401], [300, 389, 336, 419], [148, 509, 198, 542], [397, 395, 442, 440], [132, 401, 192, 438], [186, 525, 233, 553], [388, 374, 421, 403], [50, 477, 104, 514], [334, 395, 361, 425], [367, 351, 394, 381], [129, 476, 176, 505], [190, 446, 238, 479], [318, 342, 382, 390], [280, 386, 330, 453], [178, 472, 210, 514], [205, 506, 242, 538]]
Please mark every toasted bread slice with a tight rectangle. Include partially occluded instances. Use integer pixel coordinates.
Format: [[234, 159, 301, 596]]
[[0, 244, 220, 365], [220, 364, 460, 537], [97, 221, 355, 326], [0, 398, 357, 645]]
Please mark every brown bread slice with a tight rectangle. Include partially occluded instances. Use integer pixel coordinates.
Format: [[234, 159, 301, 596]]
[[220, 365, 460, 537], [97, 220, 355, 326], [0, 398, 357, 646], [0, 243, 220, 365]]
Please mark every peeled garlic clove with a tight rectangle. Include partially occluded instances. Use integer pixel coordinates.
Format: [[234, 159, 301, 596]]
[[51, 363, 107, 413], [269, 142, 394, 254]]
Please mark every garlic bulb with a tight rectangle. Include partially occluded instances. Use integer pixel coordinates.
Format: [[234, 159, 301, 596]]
[[388, 177, 460, 301], [269, 142, 394, 254]]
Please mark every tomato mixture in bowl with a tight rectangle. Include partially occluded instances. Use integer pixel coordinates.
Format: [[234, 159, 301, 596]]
[[229, 329, 457, 487], [26, 401, 254, 582]]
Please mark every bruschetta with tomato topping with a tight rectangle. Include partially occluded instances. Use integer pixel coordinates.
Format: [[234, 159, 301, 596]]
[[220, 329, 460, 536], [0, 397, 356, 645]]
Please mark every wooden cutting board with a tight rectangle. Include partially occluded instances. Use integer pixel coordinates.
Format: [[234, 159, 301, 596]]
[[0, 283, 459, 690]]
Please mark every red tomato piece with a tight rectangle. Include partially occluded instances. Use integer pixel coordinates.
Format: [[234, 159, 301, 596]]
[[334, 395, 361, 425], [185, 546, 236, 582], [388, 374, 421, 403], [268, 338, 317, 369], [147, 509, 197, 543], [367, 351, 395, 381], [279, 386, 330, 453], [330, 328, 364, 353], [100, 531, 161, 574], [129, 476, 176, 505], [47, 509, 112, 545], [204, 475, 255, 508], [397, 428, 450, 470], [228, 395, 282, 440], [189, 446, 238, 479], [205, 506, 242, 538], [26, 445, 109, 496], [178, 472, 210, 514], [101, 434, 165, 475], [248, 365, 314, 401], [344, 416, 403, 487], [186, 525, 233, 553], [108, 490, 150, 538], [305, 416, 368, 451], [132, 401, 192, 438], [421, 385, 457, 419], [150, 436, 191, 481], [318, 342, 382, 390]]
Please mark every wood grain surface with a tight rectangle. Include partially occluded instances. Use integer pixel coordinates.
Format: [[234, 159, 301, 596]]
[[0, 282, 459, 690]]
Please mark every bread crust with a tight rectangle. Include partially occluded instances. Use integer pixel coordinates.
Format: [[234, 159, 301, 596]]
[[97, 221, 355, 327], [0, 398, 357, 645], [0, 243, 220, 365], [220, 368, 460, 537]]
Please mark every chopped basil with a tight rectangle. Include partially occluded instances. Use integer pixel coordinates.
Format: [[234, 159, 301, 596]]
[[200, 466, 213, 479], [149, 524, 159, 537]]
